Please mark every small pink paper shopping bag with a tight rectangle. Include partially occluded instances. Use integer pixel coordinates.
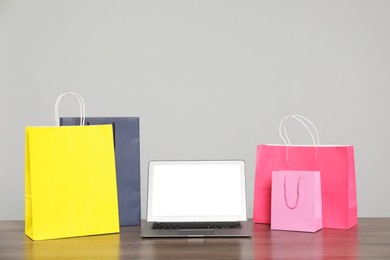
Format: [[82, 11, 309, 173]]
[[271, 170, 322, 232]]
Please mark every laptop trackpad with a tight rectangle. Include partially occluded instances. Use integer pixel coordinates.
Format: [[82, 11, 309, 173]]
[[178, 230, 214, 236]]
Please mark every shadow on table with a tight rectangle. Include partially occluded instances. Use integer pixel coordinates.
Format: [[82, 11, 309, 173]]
[[24, 233, 120, 260]]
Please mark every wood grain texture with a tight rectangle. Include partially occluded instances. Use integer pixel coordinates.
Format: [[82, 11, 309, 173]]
[[1, 219, 390, 259]]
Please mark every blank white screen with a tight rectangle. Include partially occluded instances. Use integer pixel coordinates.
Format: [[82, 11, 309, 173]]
[[148, 162, 246, 221]]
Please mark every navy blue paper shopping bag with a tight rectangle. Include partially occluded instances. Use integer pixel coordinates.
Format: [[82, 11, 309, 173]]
[[60, 117, 141, 226]]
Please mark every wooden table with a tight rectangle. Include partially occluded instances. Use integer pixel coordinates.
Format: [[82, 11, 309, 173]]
[[1, 219, 390, 259]]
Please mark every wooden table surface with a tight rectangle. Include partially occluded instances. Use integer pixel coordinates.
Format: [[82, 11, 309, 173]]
[[1, 219, 390, 259]]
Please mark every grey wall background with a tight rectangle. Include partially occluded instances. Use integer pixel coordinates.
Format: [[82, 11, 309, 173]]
[[1, 0, 389, 220]]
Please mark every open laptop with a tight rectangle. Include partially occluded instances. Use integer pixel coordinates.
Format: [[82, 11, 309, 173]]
[[141, 160, 252, 238]]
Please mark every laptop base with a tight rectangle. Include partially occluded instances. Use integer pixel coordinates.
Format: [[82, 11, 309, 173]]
[[141, 220, 252, 238]]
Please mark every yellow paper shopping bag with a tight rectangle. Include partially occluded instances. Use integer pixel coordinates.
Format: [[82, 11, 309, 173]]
[[25, 92, 119, 240]]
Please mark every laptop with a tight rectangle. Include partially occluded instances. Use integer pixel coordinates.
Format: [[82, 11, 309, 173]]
[[141, 160, 252, 238]]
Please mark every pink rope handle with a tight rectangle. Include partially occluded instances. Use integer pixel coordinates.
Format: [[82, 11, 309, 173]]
[[284, 175, 301, 209]]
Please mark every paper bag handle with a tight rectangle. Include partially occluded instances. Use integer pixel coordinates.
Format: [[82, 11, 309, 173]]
[[279, 115, 320, 145], [55, 92, 86, 126], [284, 175, 301, 209]]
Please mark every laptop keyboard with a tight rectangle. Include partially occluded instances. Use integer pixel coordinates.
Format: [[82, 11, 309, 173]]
[[152, 221, 241, 230]]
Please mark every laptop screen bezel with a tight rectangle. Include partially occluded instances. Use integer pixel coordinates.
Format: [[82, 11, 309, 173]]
[[146, 160, 247, 222]]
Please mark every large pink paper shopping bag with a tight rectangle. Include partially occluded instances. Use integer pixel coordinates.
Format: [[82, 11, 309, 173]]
[[253, 115, 357, 229], [271, 170, 322, 232]]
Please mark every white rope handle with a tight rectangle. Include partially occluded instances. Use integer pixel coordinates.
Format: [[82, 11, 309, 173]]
[[279, 115, 320, 145], [54, 92, 86, 126]]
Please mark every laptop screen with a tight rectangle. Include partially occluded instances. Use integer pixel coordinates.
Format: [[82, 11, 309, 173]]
[[147, 160, 247, 222]]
